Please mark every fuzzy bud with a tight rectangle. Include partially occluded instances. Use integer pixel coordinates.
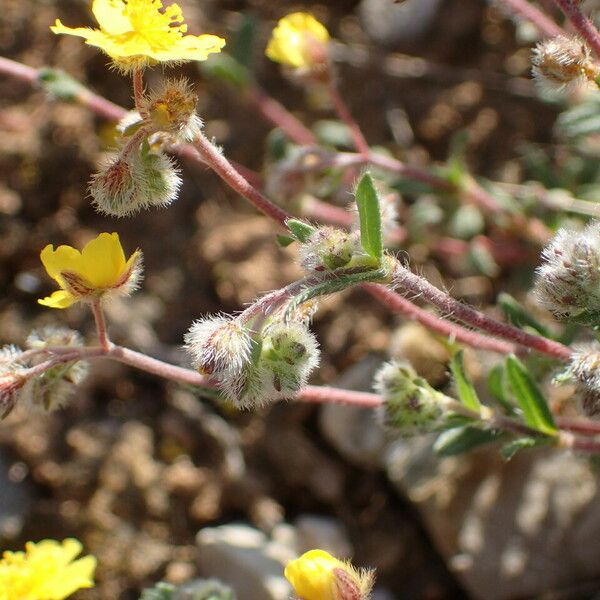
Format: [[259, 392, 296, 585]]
[[20, 327, 89, 413], [300, 227, 360, 272], [532, 35, 598, 94], [184, 315, 253, 380], [559, 344, 600, 417], [141, 78, 202, 143], [534, 222, 600, 323], [90, 146, 181, 217], [259, 321, 320, 397], [374, 360, 447, 435], [0, 346, 26, 419]]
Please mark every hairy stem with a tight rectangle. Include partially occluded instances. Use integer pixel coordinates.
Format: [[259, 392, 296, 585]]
[[91, 300, 111, 352], [328, 82, 370, 157], [499, 0, 564, 37], [553, 0, 600, 57], [132, 67, 146, 115]]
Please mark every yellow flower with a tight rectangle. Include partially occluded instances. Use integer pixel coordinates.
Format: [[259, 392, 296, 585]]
[[39, 232, 143, 309], [50, 0, 225, 71], [266, 12, 330, 69], [0, 538, 96, 600], [284, 549, 374, 600]]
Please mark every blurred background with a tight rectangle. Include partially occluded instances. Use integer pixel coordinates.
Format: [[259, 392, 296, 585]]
[[2, 1, 600, 598]]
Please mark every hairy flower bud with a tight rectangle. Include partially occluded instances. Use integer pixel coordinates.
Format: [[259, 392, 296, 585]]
[[532, 35, 599, 94], [185, 315, 253, 380], [21, 327, 89, 413], [300, 227, 360, 272], [534, 222, 600, 323], [90, 146, 181, 217], [0, 346, 26, 419], [260, 321, 320, 397], [141, 78, 202, 142], [374, 360, 447, 435]]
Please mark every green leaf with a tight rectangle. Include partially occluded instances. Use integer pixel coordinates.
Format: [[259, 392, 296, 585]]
[[498, 293, 552, 338], [500, 437, 543, 460], [230, 13, 257, 69], [38, 68, 84, 102], [355, 173, 383, 263], [434, 426, 501, 457], [200, 53, 249, 89], [450, 350, 481, 413], [276, 234, 295, 247], [506, 355, 557, 436], [286, 219, 316, 243], [487, 364, 515, 413]]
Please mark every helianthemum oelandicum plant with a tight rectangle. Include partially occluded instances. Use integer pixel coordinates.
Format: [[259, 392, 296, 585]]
[[50, 0, 225, 72], [0, 538, 96, 600], [38, 232, 142, 309], [284, 549, 374, 600]]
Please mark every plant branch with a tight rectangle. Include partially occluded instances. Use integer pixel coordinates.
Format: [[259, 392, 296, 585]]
[[499, 0, 565, 37], [328, 82, 371, 158], [91, 300, 111, 352], [553, 0, 600, 57]]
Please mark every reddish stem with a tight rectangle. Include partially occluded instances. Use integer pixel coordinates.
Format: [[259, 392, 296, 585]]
[[556, 417, 600, 436], [385, 265, 572, 361], [193, 131, 292, 226], [246, 86, 317, 146], [132, 67, 146, 116], [328, 82, 371, 158], [91, 300, 111, 352], [363, 283, 517, 355], [499, 0, 565, 37], [553, 0, 600, 57]]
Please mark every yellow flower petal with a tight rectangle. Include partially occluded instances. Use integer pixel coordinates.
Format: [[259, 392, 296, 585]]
[[38, 290, 77, 309], [266, 13, 330, 68], [50, 0, 225, 67], [80, 232, 126, 288], [284, 550, 341, 600], [91, 0, 131, 35], [40, 243, 85, 285]]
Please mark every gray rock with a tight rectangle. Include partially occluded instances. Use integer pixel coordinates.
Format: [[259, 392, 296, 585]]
[[319, 355, 388, 468], [0, 453, 33, 540], [385, 439, 600, 600], [196, 524, 295, 600], [294, 515, 352, 558], [359, 0, 443, 45]]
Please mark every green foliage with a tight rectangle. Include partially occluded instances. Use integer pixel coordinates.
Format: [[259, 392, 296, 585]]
[[434, 426, 502, 457], [506, 355, 557, 436], [355, 173, 383, 264], [500, 437, 545, 460], [286, 219, 317, 243], [498, 293, 552, 338], [449, 350, 481, 413], [38, 68, 84, 102]]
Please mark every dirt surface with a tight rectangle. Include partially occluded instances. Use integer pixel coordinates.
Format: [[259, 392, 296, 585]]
[[0, 1, 565, 598]]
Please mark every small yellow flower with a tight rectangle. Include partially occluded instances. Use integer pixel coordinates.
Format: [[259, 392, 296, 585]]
[[284, 549, 374, 600], [266, 13, 330, 70], [0, 538, 96, 600], [39, 232, 143, 309], [51, 0, 225, 72]]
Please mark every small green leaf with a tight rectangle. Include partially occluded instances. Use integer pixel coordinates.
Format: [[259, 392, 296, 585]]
[[38, 68, 84, 102], [200, 53, 249, 89], [500, 437, 542, 460], [355, 173, 383, 263], [487, 364, 515, 413], [286, 219, 316, 243], [498, 293, 552, 338], [434, 426, 501, 457], [506, 355, 557, 436], [276, 234, 295, 247], [450, 350, 481, 413]]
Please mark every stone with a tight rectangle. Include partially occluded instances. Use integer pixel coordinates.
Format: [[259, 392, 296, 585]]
[[294, 515, 353, 558], [384, 439, 600, 600], [0, 453, 33, 540], [196, 523, 295, 600]]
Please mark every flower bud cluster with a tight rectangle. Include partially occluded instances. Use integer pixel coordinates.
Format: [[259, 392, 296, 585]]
[[90, 145, 181, 217], [20, 327, 89, 414], [299, 227, 361, 272], [0, 327, 89, 418], [374, 360, 448, 435], [534, 221, 600, 323], [558, 344, 600, 417], [185, 315, 320, 409], [532, 35, 599, 94]]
